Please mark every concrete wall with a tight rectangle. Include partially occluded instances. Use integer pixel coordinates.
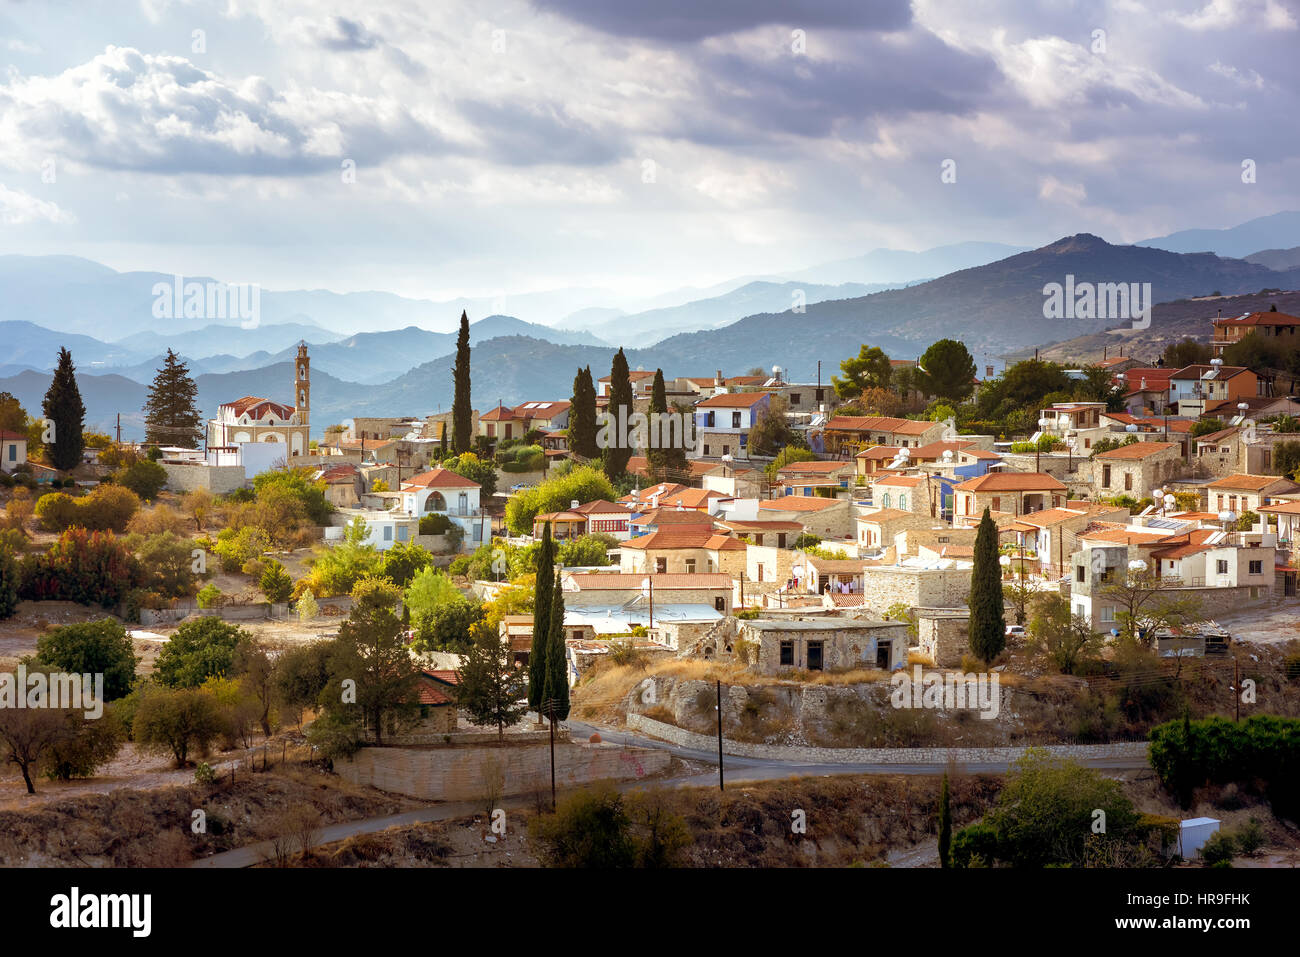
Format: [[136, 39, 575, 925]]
[[335, 739, 672, 801]]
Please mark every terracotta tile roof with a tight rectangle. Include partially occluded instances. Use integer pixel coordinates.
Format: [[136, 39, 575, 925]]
[[572, 499, 631, 515], [1014, 507, 1096, 527], [600, 370, 656, 381], [661, 488, 728, 509], [1214, 310, 1300, 328], [759, 496, 847, 512], [1170, 364, 1252, 380], [856, 508, 915, 524], [568, 572, 733, 589], [480, 405, 523, 422], [630, 509, 717, 527], [1205, 473, 1294, 491], [1080, 527, 1172, 545], [622, 527, 745, 550], [513, 400, 570, 417], [696, 391, 768, 409], [777, 459, 855, 474], [872, 474, 925, 488], [1094, 441, 1179, 460], [1258, 501, 1300, 515], [855, 445, 902, 460], [533, 510, 587, 523], [1193, 427, 1240, 444], [401, 466, 480, 489], [908, 440, 976, 459], [624, 457, 716, 480], [802, 557, 866, 573], [826, 415, 934, 435], [221, 395, 296, 420], [621, 482, 688, 504], [417, 670, 459, 706], [954, 472, 1066, 492], [0, 430, 26, 441], [716, 519, 804, 532], [827, 592, 868, 607]]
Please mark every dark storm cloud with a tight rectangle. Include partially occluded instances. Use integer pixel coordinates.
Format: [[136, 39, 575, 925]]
[[528, 0, 913, 42], [316, 16, 382, 51]]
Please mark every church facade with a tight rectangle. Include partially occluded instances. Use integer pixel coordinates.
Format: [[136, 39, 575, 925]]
[[207, 343, 312, 456]]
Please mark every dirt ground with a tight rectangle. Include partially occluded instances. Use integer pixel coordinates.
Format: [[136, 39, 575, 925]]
[[1216, 605, 1300, 645]]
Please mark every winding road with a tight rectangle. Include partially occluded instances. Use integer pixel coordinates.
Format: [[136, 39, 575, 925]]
[[190, 715, 1150, 868]]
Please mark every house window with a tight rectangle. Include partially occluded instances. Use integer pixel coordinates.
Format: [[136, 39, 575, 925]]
[[1124, 473, 1132, 491], [790, 393, 801, 406], [806, 640, 824, 671], [1249, 560, 1262, 575], [706, 412, 715, 428], [1103, 465, 1112, 487], [715, 597, 725, 611], [991, 497, 1001, 512], [684, 559, 696, 574], [703, 444, 711, 456], [655, 558, 667, 573], [1076, 566, 1086, 583], [778, 533, 787, 548], [732, 411, 742, 428], [779, 640, 794, 666], [756, 564, 764, 582], [815, 389, 825, 402], [383, 526, 393, 541], [898, 494, 907, 510], [487, 424, 495, 438], [723, 445, 730, 456], [881, 493, 891, 508], [1217, 559, 1229, 575], [472, 523, 482, 542], [1101, 605, 1115, 622], [397, 526, 409, 541]]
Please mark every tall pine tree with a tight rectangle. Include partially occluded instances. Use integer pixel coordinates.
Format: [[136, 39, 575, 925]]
[[968, 507, 1006, 663], [646, 368, 668, 482], [543, 568, 570, 722], [601, 348, 633, 480], [451, 311, 472, 454], [143, 349, 203, 448], [527, 522, 554, 718], [42, 348, 85, 473], [569, 365, 598, 459]]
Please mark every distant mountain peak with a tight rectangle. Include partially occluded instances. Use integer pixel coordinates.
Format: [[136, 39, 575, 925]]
[[1043, 233, 1112, 254]]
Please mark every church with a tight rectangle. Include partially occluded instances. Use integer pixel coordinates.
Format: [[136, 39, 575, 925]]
[[207, 343, 312, 456]]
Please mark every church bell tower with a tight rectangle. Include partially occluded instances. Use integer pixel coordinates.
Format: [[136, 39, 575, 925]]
[[295, 342, 310, 427]]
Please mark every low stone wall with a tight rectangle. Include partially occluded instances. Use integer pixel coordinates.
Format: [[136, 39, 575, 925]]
[[138, 601, 291, 626], [161, 462, 247, 494], [626, 712, 1148, 766], [335, 738, 672, 801]]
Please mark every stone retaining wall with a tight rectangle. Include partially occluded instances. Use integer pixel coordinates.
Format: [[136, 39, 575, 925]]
[[626, 713, 1148, 765], [336, 738, 671, 801]]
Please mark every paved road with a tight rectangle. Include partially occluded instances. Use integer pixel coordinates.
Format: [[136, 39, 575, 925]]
[[191, 717, 1149, 868]]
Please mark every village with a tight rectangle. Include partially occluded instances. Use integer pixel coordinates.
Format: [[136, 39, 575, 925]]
[[3, 307, 1300, 871]]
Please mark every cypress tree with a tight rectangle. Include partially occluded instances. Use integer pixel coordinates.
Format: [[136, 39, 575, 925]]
[[451, 311, 472, 454], [527, 522, 554, 718], [42, 347, 85, 473], [544, 568, 570, 721], [646, 368, 667, 482], [938, 771, 952, 868], [143, 348, 203, 448], [968, 507, 1005, 662], [602, 348, 633, 480], [569, 365, 598, 459], [439, 419, 448, 457]]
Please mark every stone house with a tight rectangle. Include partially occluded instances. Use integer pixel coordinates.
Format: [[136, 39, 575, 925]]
[[758, 495, 854, 539], [739, 618, 910, 674], [854, 507, 935, 553], [915, 608, 970, 667], [1203, 473, 1300, 516], [619, 525, 747, 576], [953, 471, 1067, 520], [1092, 441, 1183, 501]]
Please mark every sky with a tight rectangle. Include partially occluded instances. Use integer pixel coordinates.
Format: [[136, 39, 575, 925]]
[[1, 0, 1298, 308]]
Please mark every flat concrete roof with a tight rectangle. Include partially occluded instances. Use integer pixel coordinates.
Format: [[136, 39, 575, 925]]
[[742, 618, 903, 632]]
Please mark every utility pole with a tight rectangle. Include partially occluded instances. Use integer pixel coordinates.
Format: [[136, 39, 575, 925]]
[[715, 679, 724, 792], [647, 574, 654, 629], [115, 412, 121, 445], [1234, 658, 1240, 723]]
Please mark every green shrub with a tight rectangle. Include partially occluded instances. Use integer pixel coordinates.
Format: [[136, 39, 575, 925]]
[[260, 559, 294, 604], [114, 460, 168, 500], [196, 582, 223, 609], [34, 617, 139, 700], [1199, 831, 1235, 865], [418, 513, 453, 535]]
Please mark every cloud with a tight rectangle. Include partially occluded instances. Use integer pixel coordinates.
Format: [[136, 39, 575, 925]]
[[0, 45, 456, 175], [0, 183, 75, 224], [527, 0, 913, 42]]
